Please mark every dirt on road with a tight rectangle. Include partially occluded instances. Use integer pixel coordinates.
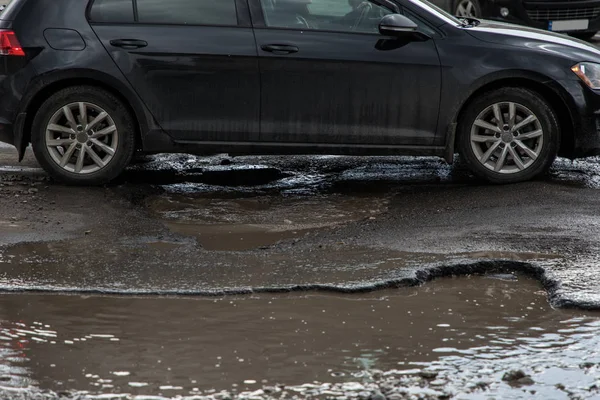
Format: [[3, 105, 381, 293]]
[[2, 145, 600, 399]]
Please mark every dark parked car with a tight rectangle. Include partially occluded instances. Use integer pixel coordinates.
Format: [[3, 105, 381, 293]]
[[431, 0, 600, 40], [1, 0, 600, 185]]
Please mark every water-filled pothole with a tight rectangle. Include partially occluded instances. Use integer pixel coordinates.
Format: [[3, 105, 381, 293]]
[[0, 275, 598, 399], [146, 194, 390, 250]]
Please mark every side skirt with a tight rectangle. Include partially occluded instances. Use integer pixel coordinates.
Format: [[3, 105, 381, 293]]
[[144, 138, 447, 158]]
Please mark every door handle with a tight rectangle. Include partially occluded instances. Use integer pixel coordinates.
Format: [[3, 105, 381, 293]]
[[261, 44, 299, 55], [110, 39, 148, 49]]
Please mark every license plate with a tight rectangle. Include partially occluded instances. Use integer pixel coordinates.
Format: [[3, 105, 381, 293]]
[[549, 19, 589, 31]]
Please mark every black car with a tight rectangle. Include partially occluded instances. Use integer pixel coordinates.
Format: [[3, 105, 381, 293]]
[[0, 0, 600, 185], [432, 0, 600, 40]]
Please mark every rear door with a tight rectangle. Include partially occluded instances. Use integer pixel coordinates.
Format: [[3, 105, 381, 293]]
[[89, 0, 260, 142]]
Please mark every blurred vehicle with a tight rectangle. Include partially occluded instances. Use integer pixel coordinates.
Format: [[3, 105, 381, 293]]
[[430, 0, 600, 40]]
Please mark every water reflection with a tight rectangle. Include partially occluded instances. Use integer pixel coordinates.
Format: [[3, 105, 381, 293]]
[[0, 275, 597, 399]]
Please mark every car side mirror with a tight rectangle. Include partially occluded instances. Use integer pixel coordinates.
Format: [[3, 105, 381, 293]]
[[378, 14, 430, 41]]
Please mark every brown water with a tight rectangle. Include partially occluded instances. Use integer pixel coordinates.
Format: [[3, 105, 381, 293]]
[[146, 194, 389, 250], [1, 275, 599, 399]]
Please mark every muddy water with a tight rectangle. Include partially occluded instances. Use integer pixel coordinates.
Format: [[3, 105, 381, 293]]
[[1, 275, 599, 399], [146, 194, 389, 250]]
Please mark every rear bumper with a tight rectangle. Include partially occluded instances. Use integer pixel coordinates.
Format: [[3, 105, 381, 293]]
[[0, 119, 14, 146], [0, 113, 27, 160], [0, 59, 36, 156], [484, 0, 600, 33]]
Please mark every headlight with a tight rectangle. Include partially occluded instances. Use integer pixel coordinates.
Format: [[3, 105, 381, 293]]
[[572, 62, 600, 89]]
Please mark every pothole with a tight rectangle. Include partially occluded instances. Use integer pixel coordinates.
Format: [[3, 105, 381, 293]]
[[146, 194, 390, 251], [0, 275, 598, 399]]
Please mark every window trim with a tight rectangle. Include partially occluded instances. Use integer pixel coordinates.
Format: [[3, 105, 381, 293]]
[[86, 0, 249, 28]]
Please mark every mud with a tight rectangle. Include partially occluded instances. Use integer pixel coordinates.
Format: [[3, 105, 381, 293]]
[[1, 275, 599, 400], [0, 155, 597, 306], [146, 193, 389, 250]]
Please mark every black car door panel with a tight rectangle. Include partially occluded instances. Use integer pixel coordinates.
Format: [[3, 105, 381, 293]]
[[90, 0, 260, 142], [252, 0, 442, 146]]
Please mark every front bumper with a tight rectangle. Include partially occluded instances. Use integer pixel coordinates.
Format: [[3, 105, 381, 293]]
[[484, 0, 600, 33], [555, 79, 600, 158]]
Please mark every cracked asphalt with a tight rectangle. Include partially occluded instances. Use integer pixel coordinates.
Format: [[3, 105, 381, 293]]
[[1, 145, 600, 308], [2, 144, 600, 399]]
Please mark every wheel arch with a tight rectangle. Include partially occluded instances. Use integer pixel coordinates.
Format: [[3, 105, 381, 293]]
[[17, 69, 150, 160], [452, 73, 576, 158]]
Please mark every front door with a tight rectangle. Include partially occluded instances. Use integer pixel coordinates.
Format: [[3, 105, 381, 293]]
[[252, 0, 441, 146], [89, 0, 260, 142]]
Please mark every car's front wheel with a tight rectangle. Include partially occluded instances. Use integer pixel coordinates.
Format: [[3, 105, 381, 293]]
[[31, 86, 136, 185], [457, 88, 559, 184]]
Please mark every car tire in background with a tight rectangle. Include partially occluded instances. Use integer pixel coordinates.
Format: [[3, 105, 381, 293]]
[[31, 86, 136, 185], [569, 31, 598, 41], [457, 87, 559, 184], [453, 0, 481, 17]]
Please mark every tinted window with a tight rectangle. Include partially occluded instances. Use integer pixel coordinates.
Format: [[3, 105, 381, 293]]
[[261, 0, 393, 33], [89, 0, 134, 23], [137, 0, 238, 25]]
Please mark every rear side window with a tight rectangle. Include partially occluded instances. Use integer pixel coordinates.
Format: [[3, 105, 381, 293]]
[[90, 0, 134, 23], [137, 0, 238, 26]]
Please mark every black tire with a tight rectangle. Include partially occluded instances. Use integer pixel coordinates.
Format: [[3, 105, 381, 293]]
[[457, 87, 559, 184], [453, 0, 481, 17], [31, 86, 136, 186], [569, 31, 598, 41]]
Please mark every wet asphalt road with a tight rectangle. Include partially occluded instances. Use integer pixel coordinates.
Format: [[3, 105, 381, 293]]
[[3, 143, 600, 399], [2, 145, 600, 308], [3, 128, 600, 398]]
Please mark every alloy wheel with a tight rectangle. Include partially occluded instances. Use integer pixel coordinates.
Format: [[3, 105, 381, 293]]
[[469, 102, 544, 174], [455, 0, 478, 17], [45, 102, 119, 174]]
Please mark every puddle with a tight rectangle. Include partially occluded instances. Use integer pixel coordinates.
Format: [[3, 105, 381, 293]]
[[0, 235, 564, 296], [146, 194, 389, 250], [0, 275, 599, 399]]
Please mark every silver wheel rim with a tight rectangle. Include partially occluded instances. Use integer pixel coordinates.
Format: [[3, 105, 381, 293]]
[[470, 102, 544, 174], [45, 102, 118, 175], [455, 0, 477, 17]]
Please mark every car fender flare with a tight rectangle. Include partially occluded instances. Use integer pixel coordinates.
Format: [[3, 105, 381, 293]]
[[15, 68, 157, 160], [445, 69, 577, 158]]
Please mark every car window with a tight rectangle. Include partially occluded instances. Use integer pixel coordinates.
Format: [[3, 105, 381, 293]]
[[261, 0, 394, 33], [137, 0, 238, 26], [89, 0, 134, 23]]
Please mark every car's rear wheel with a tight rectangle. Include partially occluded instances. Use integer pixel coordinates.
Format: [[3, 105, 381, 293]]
[[31, 86, 135, 185], [454, 0, 481, 17], [457, 87, 559, 184]]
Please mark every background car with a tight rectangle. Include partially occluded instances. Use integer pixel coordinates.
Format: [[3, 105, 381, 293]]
[[1, 0, 600, 185], [430, 0, 600, 40]]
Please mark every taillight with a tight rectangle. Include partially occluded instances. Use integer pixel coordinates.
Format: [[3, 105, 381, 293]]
[[0, 30, 24, 56]]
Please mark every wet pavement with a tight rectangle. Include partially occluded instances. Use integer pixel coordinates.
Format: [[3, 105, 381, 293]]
[[3, 144, 600, 398]]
